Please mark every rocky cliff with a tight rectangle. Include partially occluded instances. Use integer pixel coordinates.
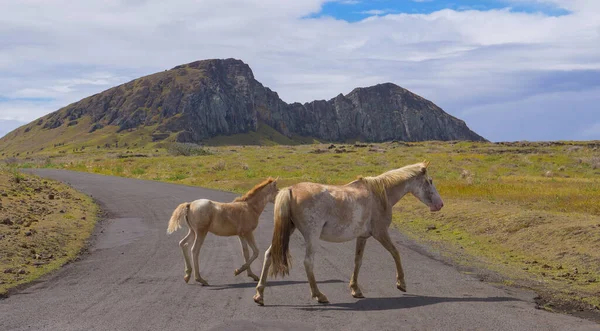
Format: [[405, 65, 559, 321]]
[[6, 58, 485, 147]]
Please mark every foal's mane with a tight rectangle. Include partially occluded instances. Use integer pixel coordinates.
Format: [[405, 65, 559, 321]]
[[233, 177, 275, 202], [356, 162, 427, 210]]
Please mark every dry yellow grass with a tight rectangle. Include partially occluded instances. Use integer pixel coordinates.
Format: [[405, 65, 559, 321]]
[[0, 166, 98, 295]]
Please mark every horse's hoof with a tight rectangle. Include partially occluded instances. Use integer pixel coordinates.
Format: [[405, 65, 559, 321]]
[[196, 278, 209, 286], [351, 290, 364, 298], [184, 274, 191, 283], [397, 282, 407, 292], [253, 294, 264, 306], [249, 274, 260, 282], [314, 294, 329, 304], [350, 284, 364, 298], [234, 269, 243, 276]]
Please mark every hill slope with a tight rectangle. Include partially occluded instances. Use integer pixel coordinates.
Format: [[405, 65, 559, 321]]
[[0, 59, 484, 153]]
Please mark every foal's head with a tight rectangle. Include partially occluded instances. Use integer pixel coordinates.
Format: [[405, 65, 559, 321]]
[[234, 177, 279, 204], [409, 161, 444, 212], [264, 177, 279, 203]]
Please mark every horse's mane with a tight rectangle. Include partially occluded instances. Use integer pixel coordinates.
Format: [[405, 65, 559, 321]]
[[356, 162, 427, 210], [233, 177, 275, 202]]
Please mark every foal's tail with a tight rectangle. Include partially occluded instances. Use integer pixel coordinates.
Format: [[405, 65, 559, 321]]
[[270, 188, 294, 278], [167, 202, 191, 234]]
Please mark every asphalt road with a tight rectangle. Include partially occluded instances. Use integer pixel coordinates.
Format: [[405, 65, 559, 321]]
[[1, 169, 598, 331]]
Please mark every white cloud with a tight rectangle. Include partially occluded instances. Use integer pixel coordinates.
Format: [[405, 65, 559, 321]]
[[0, 120, 26, 138], [361, 9, 388, 15], [582, 122, 600, 139], [458, 86, 600, 141], [0, 0, 599, 141]]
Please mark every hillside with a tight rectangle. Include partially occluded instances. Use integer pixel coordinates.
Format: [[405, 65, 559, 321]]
[[0, 59, 484, 154]]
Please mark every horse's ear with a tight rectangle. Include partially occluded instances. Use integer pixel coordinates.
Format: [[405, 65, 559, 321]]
[[420, 160, 430, 174], [275, 176, 280, 182]]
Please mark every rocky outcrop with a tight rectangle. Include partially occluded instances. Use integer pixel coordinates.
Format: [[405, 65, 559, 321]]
[[32, 58, 486, 143]]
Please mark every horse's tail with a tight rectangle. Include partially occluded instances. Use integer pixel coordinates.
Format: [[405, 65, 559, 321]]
[[167, 202, 191, 234], [270, 188, 294, 278]]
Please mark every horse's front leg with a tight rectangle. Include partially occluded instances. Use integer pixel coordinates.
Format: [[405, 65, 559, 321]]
[[254, 245, 272, 306], [373, 230, 406, 292], [304, 237, 328, 303], [349, 237, 368, 298]]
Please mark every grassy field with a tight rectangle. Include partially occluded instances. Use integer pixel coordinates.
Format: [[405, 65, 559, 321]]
[[8, 139, 600, 311], [0, 165, 98, 296]]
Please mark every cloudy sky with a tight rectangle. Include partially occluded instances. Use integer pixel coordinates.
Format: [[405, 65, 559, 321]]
[[1, 0, 599, 141]]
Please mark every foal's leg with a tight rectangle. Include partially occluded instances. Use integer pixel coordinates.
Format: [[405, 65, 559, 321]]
[[191, 230, 209, 286], [253, 245, 272, 306], [234, 236, 251, 276], [244, 232, 260, 280], [179, 229, 194, 283], [349, 237, 368, 298], [304, 237, 328, 303], [373, 230, 406, 292], [234, 234, 259, 281]]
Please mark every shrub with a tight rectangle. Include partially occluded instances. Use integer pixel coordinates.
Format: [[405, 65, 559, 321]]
[[212, 160, 226, 171], [167, 143, 212, 156]]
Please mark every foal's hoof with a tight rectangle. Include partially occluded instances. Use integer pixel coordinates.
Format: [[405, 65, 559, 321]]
[[195, 278, 209, 286], [183, 274, 191, 283], [313, 293, 329, 304], [253, 293, 264, 306], [397, 281, 407, 292], [249, 274, 260, 282]]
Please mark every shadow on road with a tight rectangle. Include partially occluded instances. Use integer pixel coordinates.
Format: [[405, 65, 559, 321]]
[[270, 294, 520, 311], [207, 279, 344, 290]]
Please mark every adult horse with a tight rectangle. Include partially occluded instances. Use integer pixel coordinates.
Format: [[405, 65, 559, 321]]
[[253, 162, 443, 305], [167, 177, 279, 285]]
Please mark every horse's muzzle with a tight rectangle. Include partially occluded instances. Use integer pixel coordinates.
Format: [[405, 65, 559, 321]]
[[430, 201, 444, 212]]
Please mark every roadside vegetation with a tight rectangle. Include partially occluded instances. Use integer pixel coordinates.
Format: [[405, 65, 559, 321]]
[[0, 163, 98, 296], [4, 139, 600, 313]]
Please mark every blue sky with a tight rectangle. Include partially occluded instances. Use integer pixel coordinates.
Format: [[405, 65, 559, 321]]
[[315, 0, 569, 21], [0, 0, 599, 142]]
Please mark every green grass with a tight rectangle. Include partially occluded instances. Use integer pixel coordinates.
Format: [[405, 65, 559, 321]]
[[204, 121, 319, 146]]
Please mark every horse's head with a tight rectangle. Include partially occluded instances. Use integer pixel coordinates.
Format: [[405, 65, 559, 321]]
[[266, 177, 280, 203], [410, 161, 444, 212]]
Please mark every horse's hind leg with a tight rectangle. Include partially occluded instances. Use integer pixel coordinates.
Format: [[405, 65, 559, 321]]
[[373, 230, 406, 292], [349, 237, 368, 298], [235, 234, 259, 281], [304, 237, 328, 304], [179, 229, 194, 283], [191, 230, 209, 286]]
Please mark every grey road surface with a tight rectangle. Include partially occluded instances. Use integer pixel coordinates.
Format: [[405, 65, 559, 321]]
[[1, 170, 598, 331]]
